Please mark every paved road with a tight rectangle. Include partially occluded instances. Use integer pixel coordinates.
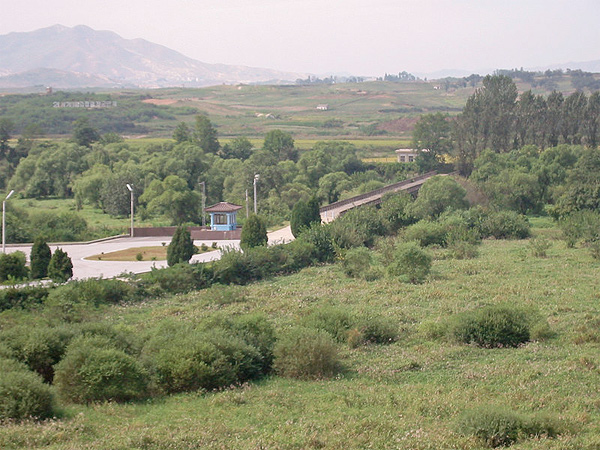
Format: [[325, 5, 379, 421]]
[[5, 226, 295, 280]]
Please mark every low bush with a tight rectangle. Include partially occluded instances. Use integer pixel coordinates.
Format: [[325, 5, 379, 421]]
[[456, 406, 526, 447], [0, 358, 56, 421], [0, 286, 49, 312], [386, 241, 432, 284], [403, 220, 447, 247], [139, 263, 214, 295], [273, 327, 341, 380], [449, 305, 531, 348], [528, 236, 552, 257], [457, 406, 562, 448], [447, 241, 479, 259], [49, 278, 135, 307], [558, 210, 600, 248], [341, 246, 372, 279], [354, 315, 398, 345], [296, 223, 336, 263], [301, 306, 354, 343], [0, 325, 75, 383], [142, 324, 264, 394], [478, 210, 530, 239], [54, 336, 148, 403]]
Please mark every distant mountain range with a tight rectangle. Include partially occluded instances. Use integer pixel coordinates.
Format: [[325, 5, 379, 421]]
[[0, 25, 307, 89]]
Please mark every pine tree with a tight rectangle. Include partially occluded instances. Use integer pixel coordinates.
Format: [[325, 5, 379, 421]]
[[30, 236, 52, 279], [290, 197, 321, 237], [240, 214, 267, 251], [167, 226, 195, 266], [47, 248, 73, 283]]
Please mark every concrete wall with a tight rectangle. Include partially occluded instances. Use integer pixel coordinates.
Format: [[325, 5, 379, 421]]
[[133, 227, 241, 240]]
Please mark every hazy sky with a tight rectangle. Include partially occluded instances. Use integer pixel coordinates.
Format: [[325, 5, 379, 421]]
[[1, 0, 599, 76]]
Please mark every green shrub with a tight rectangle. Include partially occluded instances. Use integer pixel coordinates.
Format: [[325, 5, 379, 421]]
[[290, 197, 321, 238], [279, 239, 317, 272], [139, 263, 213, 295], [355, 315, 398, 344], [240, 214, 268, 251], [142, 325, 263, 394], [386, 241, 432, 284], [330, 206, 386, 249], [0, 325, 75, 383], [378, 191, 415, 233], [47, 248, 73, 283], [408, 176, 468, 219], [457, 406, 562, 448], [0, 286, 49, 312], [296, 223, 335, 263], [301, 306, 353, 343], [478, 210, 530, 239], [528, 236, 552, 257], [341, 246, 372, 279], [449, 305, 531, 348], [456, 406, 525, 447], [54, 337, 148, 403], [0, 251, 28, 282], [213, 248, 260, 285], [167, 226, 195, 266], [558, 209, 600, 248], [403, 220, 447, 247], [30, 237, 52, 280], [273, 327, 341, 380], [49, 278, 135, 307], [0, 358, 56, 421]]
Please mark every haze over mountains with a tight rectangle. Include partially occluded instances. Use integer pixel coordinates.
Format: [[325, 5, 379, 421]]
[[1, 25, 599, 89], [0, 25, 307, 88]]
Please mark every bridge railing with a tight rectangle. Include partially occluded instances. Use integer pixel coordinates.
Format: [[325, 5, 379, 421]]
[[319, 170, 437, 214]]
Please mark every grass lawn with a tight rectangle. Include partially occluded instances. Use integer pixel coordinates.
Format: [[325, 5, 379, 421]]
[[86, 246, 169, 261], [1, 222, 599, 449]]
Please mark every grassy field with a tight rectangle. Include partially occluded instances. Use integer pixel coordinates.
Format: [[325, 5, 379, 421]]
[[1, 221, 599, 449]]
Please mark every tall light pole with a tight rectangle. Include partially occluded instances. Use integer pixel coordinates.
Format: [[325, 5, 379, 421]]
[[199, 181, 206, 227], [2, 190, 14, 253], [126, 184, 134, 237], [253, 174, 260, 215]]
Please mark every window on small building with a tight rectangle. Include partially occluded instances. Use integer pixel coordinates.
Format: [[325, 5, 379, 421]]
[[408, 155, 414, 162], [214, 213, 228, 225], [400, 155, 406, 162]]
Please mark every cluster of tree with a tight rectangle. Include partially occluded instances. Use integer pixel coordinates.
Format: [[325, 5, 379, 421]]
[[0, 239, 73, 283], [380, 71, 419, 82], [3, 115, 416, 234], [452, 75, 600, 175]]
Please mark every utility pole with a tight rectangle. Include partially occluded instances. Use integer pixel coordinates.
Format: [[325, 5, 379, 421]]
[[2, 190, 14, 253], [253, 174, 260, 215], [126, 184, 134, 237]]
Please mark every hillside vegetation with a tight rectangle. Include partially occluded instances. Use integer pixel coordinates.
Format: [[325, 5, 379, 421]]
[[0, 217, 599, 449]]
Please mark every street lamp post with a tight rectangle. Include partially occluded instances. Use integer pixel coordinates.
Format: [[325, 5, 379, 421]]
[[2, 190, 14, 253], [253, 174, 260, 215], [126, 184, 134, 237], [199, 181, 206, 227]]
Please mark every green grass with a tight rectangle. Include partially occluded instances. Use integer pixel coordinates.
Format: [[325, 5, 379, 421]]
[[1, 225, 599, 449]]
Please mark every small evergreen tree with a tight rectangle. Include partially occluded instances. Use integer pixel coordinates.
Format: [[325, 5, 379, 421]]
[[30, 237, 52, 279], [47, 248, 73, 283], [167, 226, 195, 266], [290, 197, 321, 238], [240, 215, 267, 251]]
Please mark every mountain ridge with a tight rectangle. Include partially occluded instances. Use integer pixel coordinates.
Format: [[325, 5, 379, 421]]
[[0, 25, 307, 88]]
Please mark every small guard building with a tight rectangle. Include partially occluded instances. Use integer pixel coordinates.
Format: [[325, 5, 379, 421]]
[[205, 202, 243, 231]]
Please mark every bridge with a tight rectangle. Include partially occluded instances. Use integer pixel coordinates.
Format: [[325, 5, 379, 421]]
[[319, 171, 438, 223]]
